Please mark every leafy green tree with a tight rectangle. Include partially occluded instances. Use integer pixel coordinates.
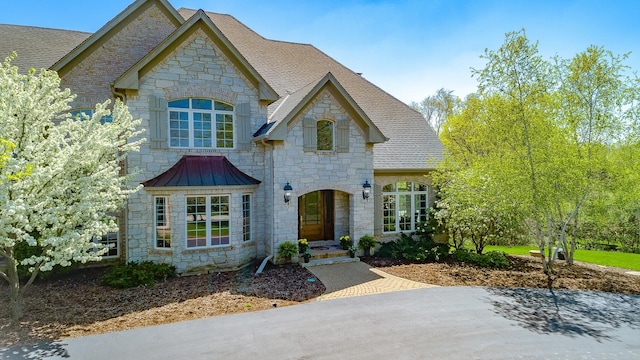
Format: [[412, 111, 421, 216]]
[[434, 166, 524, 254], [437, 30, 639, 274], [0, 54, 144, 319], [577, 143, 640, 253], [411, 88, 460, 136]]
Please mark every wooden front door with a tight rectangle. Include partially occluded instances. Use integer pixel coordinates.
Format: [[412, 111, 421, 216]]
[[299, 190, 334, 241]]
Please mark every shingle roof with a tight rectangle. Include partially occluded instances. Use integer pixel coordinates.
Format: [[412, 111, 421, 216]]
[[177, 8, 444, 170], [1, 3, 444, 172], [0, 24, 89, 72], [142, 155, 261, 187]]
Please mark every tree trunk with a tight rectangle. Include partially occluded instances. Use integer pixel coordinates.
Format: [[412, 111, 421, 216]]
[[5, 256, 24, 319], [10, 288, 24, 320]]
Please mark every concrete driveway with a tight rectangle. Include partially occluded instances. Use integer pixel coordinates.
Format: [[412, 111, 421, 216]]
[[2, 286, 639, 359]]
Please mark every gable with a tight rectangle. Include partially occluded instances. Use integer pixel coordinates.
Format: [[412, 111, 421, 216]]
[[52, 0, 183, 77], [51, 0, 183, 108], [259, 73, 386, 144], [114, 10, 278, 103]]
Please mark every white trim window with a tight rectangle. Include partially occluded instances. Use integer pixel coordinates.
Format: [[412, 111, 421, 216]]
[[155, 196, 171, 248], [242, 194, 251, 242], [168, 98, 234, 149], [186, 195, 230, 248], [316, 119, 334, 151], [382, 182, 429, 233]]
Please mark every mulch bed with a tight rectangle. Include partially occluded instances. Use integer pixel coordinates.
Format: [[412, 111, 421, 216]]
[[2, 254, 639, 348], [363, 255, 640, 295], [0, 261, 324, 348]]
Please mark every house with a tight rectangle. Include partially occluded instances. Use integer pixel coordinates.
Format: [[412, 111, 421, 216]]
[[0, 0, 443, 273]]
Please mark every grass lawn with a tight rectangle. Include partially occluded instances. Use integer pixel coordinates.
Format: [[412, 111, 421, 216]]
[[483, 245, 640, 271]]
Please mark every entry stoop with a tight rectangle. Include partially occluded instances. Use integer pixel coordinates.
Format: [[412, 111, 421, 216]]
[[300, 240, 360, 267]]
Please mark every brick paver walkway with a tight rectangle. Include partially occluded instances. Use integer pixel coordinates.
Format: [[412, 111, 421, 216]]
[[307, 261, 437, 300]]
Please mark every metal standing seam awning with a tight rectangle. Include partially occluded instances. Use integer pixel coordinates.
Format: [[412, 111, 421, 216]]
[[142, 155, 261, 187]]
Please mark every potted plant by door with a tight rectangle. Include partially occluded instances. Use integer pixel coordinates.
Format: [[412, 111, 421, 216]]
[[348, 246, 357, 258], [298, 238, 309, 254], [278, 241, 298, 264], [302, 249, 312, 263], [358, 234, 378, 257], [339, 235, 351, 250]]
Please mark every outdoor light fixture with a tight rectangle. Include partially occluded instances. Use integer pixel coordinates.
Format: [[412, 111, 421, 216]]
[[283, 182, 293, 204], [362, 180, 371, 200]]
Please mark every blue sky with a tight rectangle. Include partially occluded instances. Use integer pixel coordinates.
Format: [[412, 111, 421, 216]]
[[1, 0, 638, 104]]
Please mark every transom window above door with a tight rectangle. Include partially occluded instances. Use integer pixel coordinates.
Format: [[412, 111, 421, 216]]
[[168, 98, 234, 149]]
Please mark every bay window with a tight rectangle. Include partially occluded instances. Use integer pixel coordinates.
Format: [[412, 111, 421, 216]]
[[155, 196, 171, 248], [186, 195, 230, 248]]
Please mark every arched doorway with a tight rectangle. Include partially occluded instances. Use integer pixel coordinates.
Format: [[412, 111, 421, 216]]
[[298, 190, 334, 241]]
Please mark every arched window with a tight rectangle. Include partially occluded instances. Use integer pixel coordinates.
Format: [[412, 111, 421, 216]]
[[382, 182, 429, 233], [168, 98, 234, 149], [316, 119, 334, 151]]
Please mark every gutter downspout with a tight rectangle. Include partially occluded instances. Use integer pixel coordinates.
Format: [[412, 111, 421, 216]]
[[256, 138, 275, 275], [110, 83, 126, 102], [110, 83, 128, 263]]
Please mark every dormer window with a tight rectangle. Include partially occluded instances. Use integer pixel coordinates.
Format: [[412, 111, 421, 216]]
[[168, 98, 234, 149], [316, 119, 334, 151]]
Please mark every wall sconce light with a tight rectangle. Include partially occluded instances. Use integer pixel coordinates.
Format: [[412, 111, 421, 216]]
[[283, 182, 293, 204], [362, 180, 371, 200]]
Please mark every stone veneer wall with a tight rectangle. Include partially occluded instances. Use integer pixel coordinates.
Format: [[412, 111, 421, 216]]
[[334, 191, 350, 240], [372, 173, 436, 244], [270, 89, 375, 257], [61, 2, 178, 109], [124, 29, 267, 273], [56, 3, 180, 263]]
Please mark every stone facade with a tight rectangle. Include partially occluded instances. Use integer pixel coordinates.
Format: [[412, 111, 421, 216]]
[[124, 29, 267, 273], [49, 0, 438, 274], [270, 89, 376, 255]]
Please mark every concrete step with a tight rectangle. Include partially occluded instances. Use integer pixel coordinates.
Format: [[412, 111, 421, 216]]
[[308, 240, 340, 248], [309, 248, 349, 260], [300, 256, 360, 268]]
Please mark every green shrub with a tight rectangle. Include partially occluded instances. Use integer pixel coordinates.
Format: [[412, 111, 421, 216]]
[[357, 234, 378, 250], [377, 233, 450, 262], [101, 261, 176, 288], [451, 249, 508, 268], [277, 241, 298, 262]]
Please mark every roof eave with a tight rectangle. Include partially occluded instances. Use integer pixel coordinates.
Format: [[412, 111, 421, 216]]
[[144, 184, 260, 191], [374, 168, 436, 175]]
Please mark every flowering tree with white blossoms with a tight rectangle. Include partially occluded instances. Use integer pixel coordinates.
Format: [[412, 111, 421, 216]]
[[0, 54, 144, 319]]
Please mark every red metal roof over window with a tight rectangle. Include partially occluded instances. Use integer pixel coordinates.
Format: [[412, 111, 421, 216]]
[[142, 156, 261, 187]]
